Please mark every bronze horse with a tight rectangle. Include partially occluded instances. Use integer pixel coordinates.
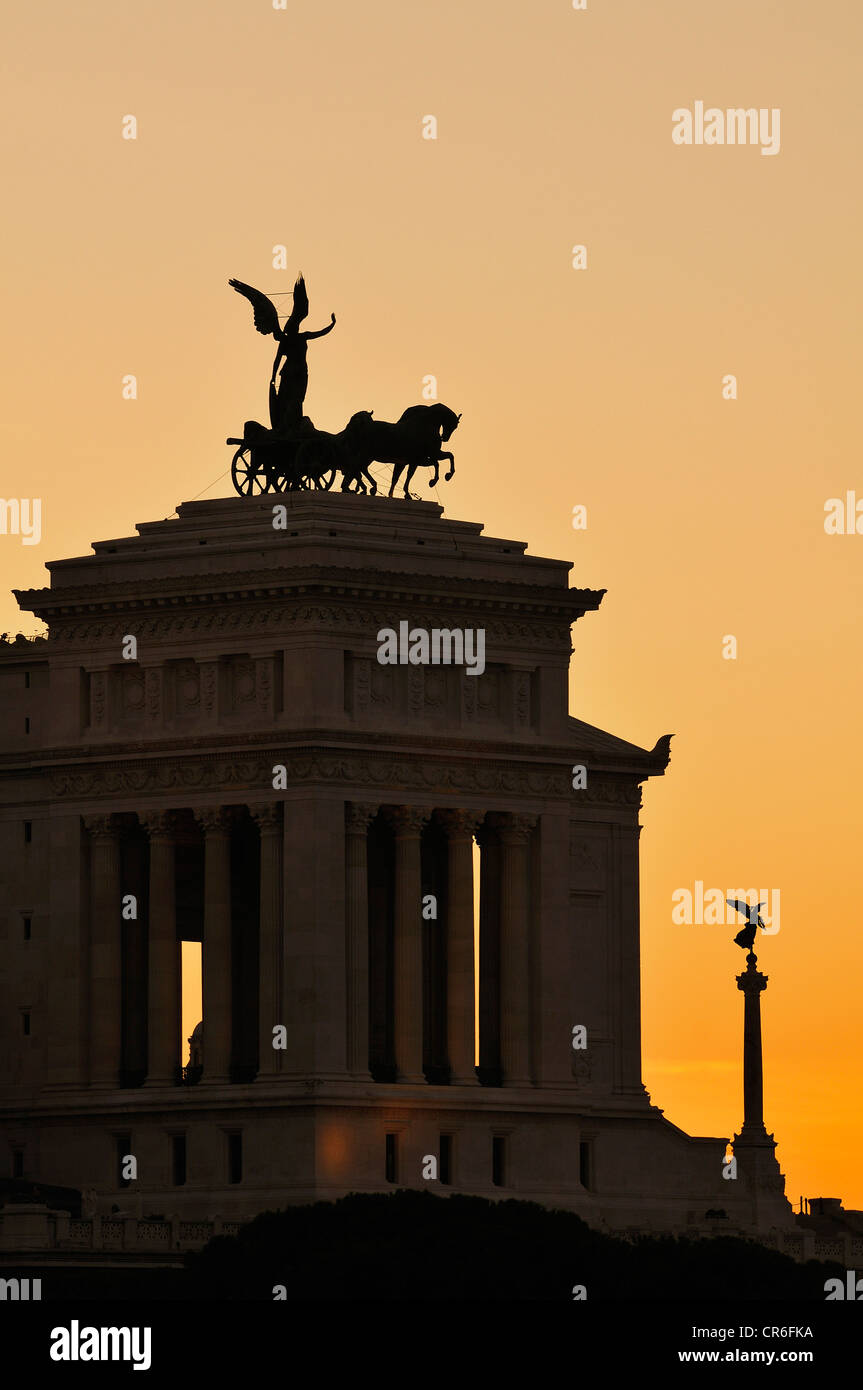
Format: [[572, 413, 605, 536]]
[[341, 404, 461, 497]]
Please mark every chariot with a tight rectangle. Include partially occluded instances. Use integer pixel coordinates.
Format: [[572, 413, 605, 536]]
[[226, 420, 342, 495]]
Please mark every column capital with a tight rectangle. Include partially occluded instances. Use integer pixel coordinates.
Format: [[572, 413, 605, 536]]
[[139, 809, 180, 839], [346, 802, 379, 834], [383, 805, 432, 837], [487, 811, 537, 846], [248, 801, 281, 831], [437, 808, 484, 840], [736, 958, 768, 992], [82, 813, 119, 841], [194, 806, 232, 835]]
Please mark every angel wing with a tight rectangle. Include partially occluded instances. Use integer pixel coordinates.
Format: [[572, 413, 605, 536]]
[[727, 898, 759, 923], [228, 279, 281, 338], [285, 273, 309, 329]]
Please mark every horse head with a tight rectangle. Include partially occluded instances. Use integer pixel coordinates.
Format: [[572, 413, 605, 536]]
[[345, 410, 374, 433], [437, 405, 462, 442]]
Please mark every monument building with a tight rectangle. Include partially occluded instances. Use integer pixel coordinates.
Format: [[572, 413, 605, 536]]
[[0, 489, 796, 1245]]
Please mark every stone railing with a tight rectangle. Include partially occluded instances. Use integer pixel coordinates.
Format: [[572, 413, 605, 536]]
[[761, 1228, 863, 1266], [0, 1204, 244, 1255]]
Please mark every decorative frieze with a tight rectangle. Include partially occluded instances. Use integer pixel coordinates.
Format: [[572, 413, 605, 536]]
[[49, 754, 641, 808], [47, 602, 574, 650]]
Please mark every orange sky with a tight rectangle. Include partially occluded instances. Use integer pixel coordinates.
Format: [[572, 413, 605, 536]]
[[2, 0, 861, 1207]]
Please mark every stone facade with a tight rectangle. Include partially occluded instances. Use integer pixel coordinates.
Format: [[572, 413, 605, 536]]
[[0, 492, 793, 1243]]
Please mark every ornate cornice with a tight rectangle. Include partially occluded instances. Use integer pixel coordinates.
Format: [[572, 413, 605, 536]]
[[16, 567, 603, 647], [17, 564, 601, 611], [34, 604, 576, 648]]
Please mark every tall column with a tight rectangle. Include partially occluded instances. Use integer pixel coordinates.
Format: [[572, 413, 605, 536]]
[[737, 953, 768, 1137], [140, 812, 180, 1086], [84, 814, 122, 1088], [195, 807, 232, 1084], [250, 802, 282, 1080], [439, 809, 483, 1085], [489, 812, 536, 1087], [385, 806, 431, 1084], [732, 953, 794, 1228], [345, 803, 378, 1079]]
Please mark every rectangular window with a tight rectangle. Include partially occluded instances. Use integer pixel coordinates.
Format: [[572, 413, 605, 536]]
[[22, 1012, 31, 1036], [172, 1135, 187, 1187], [579, 1140, 591, 1190], [385, 1133, 398, 1184], [23, 917, 31, 941], [24, 821, 32, 844], [24, 671, 31, 689], [12, 1151, 24, 1179], [24, 717, 30, 734], [492, 1135, 506, 1187], [439, 1134, 452, 1186], [228, 1132, 242, 1184], [116, 1132, 132, 1189]]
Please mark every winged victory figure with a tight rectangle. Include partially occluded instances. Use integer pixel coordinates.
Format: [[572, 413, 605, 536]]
[[229, 275, 336, 432], [726, 899, 767, 953]]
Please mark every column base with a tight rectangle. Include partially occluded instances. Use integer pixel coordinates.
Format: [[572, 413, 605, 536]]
[[396, 1073, 427, 1086]]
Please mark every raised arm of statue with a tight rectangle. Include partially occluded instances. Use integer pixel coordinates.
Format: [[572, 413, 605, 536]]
[[303, 313, 337, 341]]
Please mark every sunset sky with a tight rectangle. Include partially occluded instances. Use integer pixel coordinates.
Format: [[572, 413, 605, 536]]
[[2, 1, 861, 1206]]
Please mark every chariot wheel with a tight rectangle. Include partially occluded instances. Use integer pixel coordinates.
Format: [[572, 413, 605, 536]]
[[231, 446, 269, 496], [295, 438, 337, 490]]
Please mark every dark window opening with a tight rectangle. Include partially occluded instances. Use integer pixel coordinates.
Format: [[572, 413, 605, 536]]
[[23, 917, 31, 941], [492, 1135, 506, 1187], [579, 1140, 591, 1189], [24, 717, 30, 734], [228, 1132, 242, 1184], [22, 1012, 31, 1036], [116, 1133, 132, 1189], [12, 1152, 24, 1179], [439, 1134, 452, 1186], [23, 821, 32, 844], [385, 1133, 398, 1184], [24, 671, 31, 689], [172, 1135, 187, 1187]]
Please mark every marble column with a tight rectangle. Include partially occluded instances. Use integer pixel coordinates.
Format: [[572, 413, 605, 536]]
[[345, 803, 378, 1079], [438, 809, 483, 1085], [140, 811, 180, 1086], [385, 806, 431, 1084], [732, 954, 793, 1228], [84, 814, 122, 1087], [250, 802, 282, 1080], [489, 812, 536, 1087], [195, 807, 232, 1084], [737, 953, 768, 1137]]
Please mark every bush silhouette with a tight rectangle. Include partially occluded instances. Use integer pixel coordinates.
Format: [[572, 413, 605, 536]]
[[185, 1189, 836, 1300]]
